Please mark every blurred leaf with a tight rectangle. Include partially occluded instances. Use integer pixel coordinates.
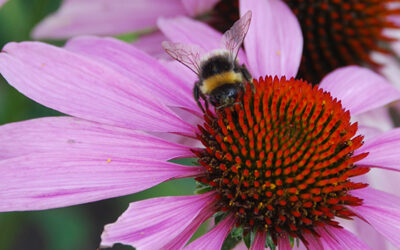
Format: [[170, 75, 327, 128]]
[[0, 213, 23, 250], [33, 208, 91, 250], [115, 32, 138, 43]]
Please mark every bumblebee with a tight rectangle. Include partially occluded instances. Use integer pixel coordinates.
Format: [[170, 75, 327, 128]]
[[162, 11, 253, 112]]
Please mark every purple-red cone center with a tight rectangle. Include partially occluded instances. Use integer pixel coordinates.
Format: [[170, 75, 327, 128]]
[[208, 0, 400, 83], [193, 77, 370, 243]]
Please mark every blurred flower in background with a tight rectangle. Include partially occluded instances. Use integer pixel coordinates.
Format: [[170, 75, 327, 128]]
[[31, 0, 220, 39]]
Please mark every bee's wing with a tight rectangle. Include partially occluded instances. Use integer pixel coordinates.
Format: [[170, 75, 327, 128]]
[[162, 41, 204, 75], [221, 10, 252, 61]]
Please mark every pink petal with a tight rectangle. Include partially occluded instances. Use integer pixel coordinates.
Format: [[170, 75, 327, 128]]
[[363, 168, 400, 199], [181, 0, 219, 16], [0, 153, 202, 211], [319, 66, 400, 115], [0, 117, 193, 161], [302, 233, 323, 249], [157, 16, 248, 66], [158, 201, 214, 249], [65, 36, 197, 111], [277, 233, 292, 250], [370, 51, 400, 90], [315, 226, 371, 249], [240, 0, 303, 78], [158, 16, 220, 51], [356, 128, 400, 171], [32, 0, 187, 39], [357, 126, 383, 140], [0, 41, 194, 133], [353, 217, 393, 250], [133, 31, 170, 59], [159, 59, 198, 85], [101, 192, 216, 249], [185, 214, 236, 250], [354, 107, 393, 134], [351, 188, 400, 247], [251, 231, 266, 250]]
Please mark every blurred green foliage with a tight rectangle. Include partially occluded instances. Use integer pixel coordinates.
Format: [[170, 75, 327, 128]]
[[0, 1, 200, 249]]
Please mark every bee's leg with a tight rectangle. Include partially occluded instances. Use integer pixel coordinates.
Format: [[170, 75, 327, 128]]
[[194, 83, 210, 113], [193, 83, 205, 113], [200, 91, 209, 111], [240, 64, 252, 82], [240, 64, 255, 93]]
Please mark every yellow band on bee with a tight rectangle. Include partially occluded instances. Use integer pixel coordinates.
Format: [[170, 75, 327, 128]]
[[201, 72, 243, 94]]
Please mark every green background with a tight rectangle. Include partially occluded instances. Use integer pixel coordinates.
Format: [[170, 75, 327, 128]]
[[0, 0, 200, 249]]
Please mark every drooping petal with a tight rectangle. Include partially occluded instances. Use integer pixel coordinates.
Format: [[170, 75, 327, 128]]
[[302, 233, 323, 249], [156, 200, 214, 250], [65, 36, 197, 111], [356, 128, 400, 171], [351, 188, 400, 247], [251, 231, 266, 250], [315, 226, 371, 250], [32, 0, 187, 39], [357, 126, 383, 140], [185, 214, 236, 250], [157, 16, 247, 65], [0, 41, 194, 133], [181, 0, 219, 16], [371, 51, 400, 90], [353, 106, 393, 133], [101, 192, 216, 249], [363, 168, 400, 198], [0, 117, 193, 161], [240, 0, 303, 78], [319, 66, 400, 115], [276, 234, 292, 250], [133, 31, 169, 59], [353, 216, 393, 250], [0, 153, 202, 211]]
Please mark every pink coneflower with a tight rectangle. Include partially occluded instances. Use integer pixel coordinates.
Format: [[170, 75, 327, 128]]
[[1, 1, 400, 249]]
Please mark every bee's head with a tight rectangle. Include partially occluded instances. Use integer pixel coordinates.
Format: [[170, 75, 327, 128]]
[[209, 84, 241, 107]]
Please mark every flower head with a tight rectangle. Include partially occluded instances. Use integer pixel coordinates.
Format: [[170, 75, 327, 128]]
[[1, 1, 400, 249], [194, 76, 369, 243], [282, 0, 400, 83]]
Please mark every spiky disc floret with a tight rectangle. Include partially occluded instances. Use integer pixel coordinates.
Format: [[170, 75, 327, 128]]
[[283, 0, 400, 83], [194, 76, 369, 244]]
